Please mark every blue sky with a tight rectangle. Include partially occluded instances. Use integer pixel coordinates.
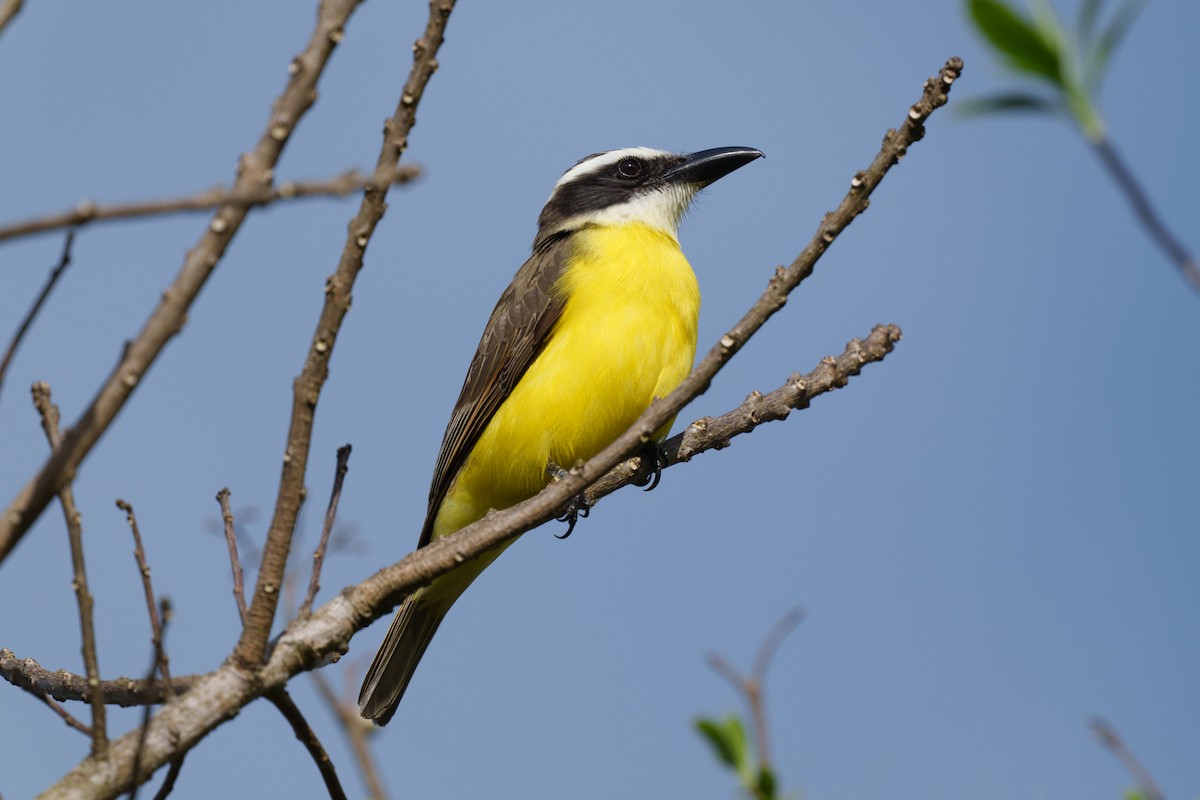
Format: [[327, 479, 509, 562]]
[[1, 2, 1196, 798]]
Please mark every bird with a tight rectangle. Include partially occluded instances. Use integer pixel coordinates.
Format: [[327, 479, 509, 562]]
[[358, 145, 763, 725]]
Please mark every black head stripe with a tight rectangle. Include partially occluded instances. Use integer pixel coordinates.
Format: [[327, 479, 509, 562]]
[[537, 151, 685, 234]]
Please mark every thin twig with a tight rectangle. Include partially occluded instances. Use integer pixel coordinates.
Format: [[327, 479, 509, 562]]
[[300, 445, 352, 618], [1090, 716, 1165, 800], [216, 489, 248, 624], [267, 689, 349, 800], [234, 0, 457, 669], [116, 500, 172, 684], [130, 599, 173, 800], [29, 686, 93, 736], [1090, 137, 1200, 293], [0, 0, 370, 564], [707, 607, 806, 770], [31, 382, 107, 756], [0, 167, 420, 244], [311, 667, 387, 800], [0, 0, 23, 39], [0, 231, 75, 405]]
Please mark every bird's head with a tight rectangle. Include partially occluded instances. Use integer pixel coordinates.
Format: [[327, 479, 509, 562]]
[[536, 146, 763, 245]]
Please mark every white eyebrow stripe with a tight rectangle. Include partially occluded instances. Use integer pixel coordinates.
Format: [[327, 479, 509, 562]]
[[548, 146, 671, 196]]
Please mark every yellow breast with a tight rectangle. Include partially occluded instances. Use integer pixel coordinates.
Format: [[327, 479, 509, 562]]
[[433, 222, 700, 537]]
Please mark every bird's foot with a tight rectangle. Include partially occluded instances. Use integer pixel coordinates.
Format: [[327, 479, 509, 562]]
[[632, 441, 667, 492], [547, 459, 591, 539], [554, 499, 590, 539]]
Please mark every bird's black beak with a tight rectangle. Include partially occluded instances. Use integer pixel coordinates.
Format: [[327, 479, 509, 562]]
[[662, 146, 764, 187]]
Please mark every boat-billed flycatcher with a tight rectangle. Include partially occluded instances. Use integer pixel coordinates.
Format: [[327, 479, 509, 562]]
[[358, 145, 763, 725]]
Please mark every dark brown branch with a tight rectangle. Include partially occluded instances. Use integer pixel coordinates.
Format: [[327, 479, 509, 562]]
[[216, 488, 248, 624], [267, 689, 348, 800], [310, 668, 386, 800], [0, 232, 75, 405], [116, 501, 172, 685], [0, 0, 23, 38], [31, 382, 107, 757], [130, 599, 173, 800], [0, 167, 420, 244], [234, 0, 456, 669], [300, 445, 352, 618], [1090, 136, 1200, 293], [1089, 716, 1165, 800], [0, 0, 369, 564], [707, 607, 806, 770], [0, 649, 199, 706]]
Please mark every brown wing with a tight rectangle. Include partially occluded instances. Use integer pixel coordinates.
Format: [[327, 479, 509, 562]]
[[417, 233, 573, 547]]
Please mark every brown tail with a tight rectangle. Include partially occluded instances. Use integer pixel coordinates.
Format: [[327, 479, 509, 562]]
[[357, 589, 446, 726]]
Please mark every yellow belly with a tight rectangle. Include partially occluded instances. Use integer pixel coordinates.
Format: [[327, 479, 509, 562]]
[[433, 222, 700, 538]]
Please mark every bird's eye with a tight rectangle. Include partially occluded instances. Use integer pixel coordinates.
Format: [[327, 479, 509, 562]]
[[615, 157, 643, 179]]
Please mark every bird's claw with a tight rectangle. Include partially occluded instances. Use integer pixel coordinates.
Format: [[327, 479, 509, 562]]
[[554, 498, 590, 539], [548, 459, 591, 539], [632, 442, 666, 492]]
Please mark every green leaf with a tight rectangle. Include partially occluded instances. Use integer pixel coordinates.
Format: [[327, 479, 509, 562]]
[[757, 765, 778, 800], [696, 717, 741, 769], [955, 92, 1063, 119], [1086, 0, 1147, 90], [1122, 790, 1148, 800], [966, 0, 1065, 85]]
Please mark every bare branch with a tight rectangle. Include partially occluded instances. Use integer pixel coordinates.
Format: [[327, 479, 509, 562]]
[[1090, 716, 1165, 800], [0, 166, 420, 244], [0, 232, 75, 405], [301, 445, 352, 618], [23, 682, 93, 737], [311, 668, 387, 800], [0, 649, 199, 706], [130, 599, 173, 800], [0, 0, 369, 564], [116, 500, 172, 686], [586, 324, 902, 504], [234, 0, 457, 669], [148, 756, 185, 800], [216, 489, 248, 625], [267, 689, 349, 800], [31, 382, 107, 757]]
